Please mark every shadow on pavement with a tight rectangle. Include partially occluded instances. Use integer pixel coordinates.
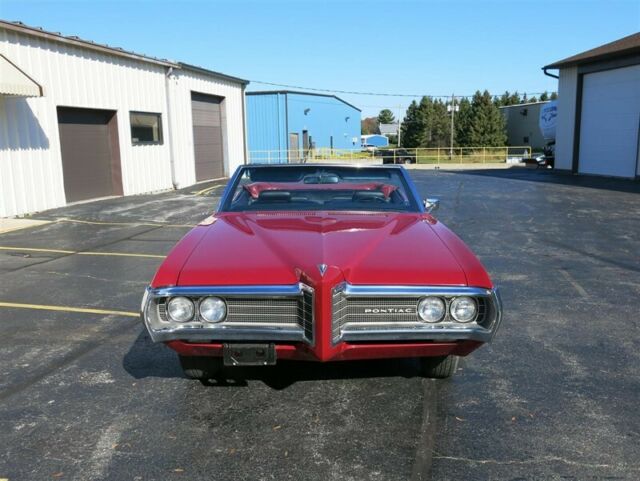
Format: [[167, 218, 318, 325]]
[[122, 329, 185, 380], [123, 329, 423, 389], [447, 167, 640, 194]]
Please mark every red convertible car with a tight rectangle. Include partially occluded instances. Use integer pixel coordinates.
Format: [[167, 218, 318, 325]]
[[141, 164, 502, 379]]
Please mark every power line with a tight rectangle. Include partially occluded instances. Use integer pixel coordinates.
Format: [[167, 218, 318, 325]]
[[249, 79, 554, 100]]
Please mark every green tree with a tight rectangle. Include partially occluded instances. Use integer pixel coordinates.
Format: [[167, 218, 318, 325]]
[[455, 97, 472, 146], [400, 97, 451, 148], [496, 91, 521, 106], [539, 91, 549, 102], [550, 91, 558, 100], [377, 109, 395, 124], [428, 98, 451, 148], [361, 117, 379, 135], [465, 90, 507, 146], [400, 101, 424, 148], [529, 96, 538, 103]]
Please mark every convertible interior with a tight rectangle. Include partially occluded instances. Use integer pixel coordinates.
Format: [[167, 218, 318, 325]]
[[228, 169, 414, 212]]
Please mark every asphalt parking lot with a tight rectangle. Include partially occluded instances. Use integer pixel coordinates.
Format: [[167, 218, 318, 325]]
[[0, 167, 639, 481]]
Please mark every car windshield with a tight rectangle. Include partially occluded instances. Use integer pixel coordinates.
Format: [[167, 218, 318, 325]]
[[221, 166, 420, 213]]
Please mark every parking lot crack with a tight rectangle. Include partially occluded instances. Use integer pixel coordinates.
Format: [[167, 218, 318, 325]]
[[432, 453, 637, 470], [41, 269, 149, 286], [2, 225, 165, 274]]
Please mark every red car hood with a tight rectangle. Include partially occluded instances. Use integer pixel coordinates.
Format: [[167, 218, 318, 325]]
[[173, 212, 477, 287]]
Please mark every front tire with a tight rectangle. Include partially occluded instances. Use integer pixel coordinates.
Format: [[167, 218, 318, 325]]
[[419, 355, 459, 379], [179, 355, 223, 380]]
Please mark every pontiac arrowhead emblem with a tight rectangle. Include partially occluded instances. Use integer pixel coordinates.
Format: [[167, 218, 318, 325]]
[[317, 264, 328, 276]]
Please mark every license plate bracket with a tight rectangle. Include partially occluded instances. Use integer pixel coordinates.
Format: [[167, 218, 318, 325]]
[[223, 343, 276, 366]]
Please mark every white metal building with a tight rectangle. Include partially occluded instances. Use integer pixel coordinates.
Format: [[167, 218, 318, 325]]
[[543, 32, 640, 179], [499, 101, 551, 151], [0, 20, 248, 217]]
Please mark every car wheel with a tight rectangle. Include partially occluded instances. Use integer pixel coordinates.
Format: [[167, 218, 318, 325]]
[[179, 355, 223, 380], [419, 355, 459, 379]]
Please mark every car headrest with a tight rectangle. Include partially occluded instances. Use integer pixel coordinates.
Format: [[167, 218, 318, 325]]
[[352, 191, 387, 202], [257, 191, 291, 202]]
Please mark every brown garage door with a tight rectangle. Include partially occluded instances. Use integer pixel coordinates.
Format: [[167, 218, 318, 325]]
[[191, 92, 225, 181], [57, 107, 122, 203]]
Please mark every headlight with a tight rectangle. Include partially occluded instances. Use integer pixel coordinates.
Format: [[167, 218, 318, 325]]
[[450, 297, 477, 323], [417, 297, 446, 323], [167, 296, 195, 322], [199, 297, 227, 323]]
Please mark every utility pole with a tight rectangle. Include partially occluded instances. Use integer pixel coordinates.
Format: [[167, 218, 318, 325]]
[[396, 104, 402, 148], [447, 94, 458, 158]]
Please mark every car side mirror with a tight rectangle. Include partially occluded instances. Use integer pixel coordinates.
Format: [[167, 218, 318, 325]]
[[423, 198, 440, 214]]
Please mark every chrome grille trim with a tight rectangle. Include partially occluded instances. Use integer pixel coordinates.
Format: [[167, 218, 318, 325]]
[[144, 284, 314, 344], [331, 283, 502, 343]]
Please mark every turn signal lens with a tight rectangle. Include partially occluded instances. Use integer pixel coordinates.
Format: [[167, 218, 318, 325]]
[[417, 297, 446, 323], [167, 296, 195, 322], [199, 297, 227, 323], [450, 297, 477, 323]]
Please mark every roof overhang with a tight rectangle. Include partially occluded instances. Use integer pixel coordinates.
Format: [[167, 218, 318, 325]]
[[246, 90, 362, 112], [0, 54, 43, 97], [543, 32, 640, 70], [0, 21, 249, 88], [0, 20, 177, 68], [178, 62, 249, 85]]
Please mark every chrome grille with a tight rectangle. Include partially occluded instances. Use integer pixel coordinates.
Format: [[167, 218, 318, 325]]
[[157, 293, 314, 341], [340, 297, 420, 323], [301, 289, 314, 341], [332, 286, 491, 343], [226, 298, 299, 324], [332, 288, 348, 342]]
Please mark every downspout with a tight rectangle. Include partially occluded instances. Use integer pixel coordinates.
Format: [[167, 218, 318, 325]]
[[241, 83, 248, 164], [543, 67, 559, 79], [164, 66, 179, 189], [284, 93, 289, 163]]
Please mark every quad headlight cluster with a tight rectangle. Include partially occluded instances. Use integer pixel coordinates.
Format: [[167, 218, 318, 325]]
[[417, 296, 477, 323], [166, 296, 227, 323]]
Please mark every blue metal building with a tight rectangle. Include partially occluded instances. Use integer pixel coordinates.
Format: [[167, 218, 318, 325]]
[[361, 134, 389, 148], [246, 90, 362, 163]]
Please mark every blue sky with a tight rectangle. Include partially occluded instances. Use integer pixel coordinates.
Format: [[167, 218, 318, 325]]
[[1, 0, 638, 117]]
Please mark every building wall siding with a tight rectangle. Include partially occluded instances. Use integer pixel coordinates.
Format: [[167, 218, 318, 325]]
[[246, 93, 287, 162], [246, 92, 361, 163], [167, 69, 246, 185], [555, 66, 578, 171], [0, 28, 246, 217], [0, 29, 172, 217], [500, 102, 549, 151], [286, 93, 360, 150]]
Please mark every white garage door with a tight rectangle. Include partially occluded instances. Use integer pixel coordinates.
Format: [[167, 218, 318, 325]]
[[579, 64, 640, 178]]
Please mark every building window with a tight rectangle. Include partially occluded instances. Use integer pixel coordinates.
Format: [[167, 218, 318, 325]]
[[130, 111, 162, 145], [523, 136, 530, 144]]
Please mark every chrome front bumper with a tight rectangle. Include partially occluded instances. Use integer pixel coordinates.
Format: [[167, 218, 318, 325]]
[[332, 284, 503, 344], [142, 283, 502, 344], [141, 284, 314, 343]]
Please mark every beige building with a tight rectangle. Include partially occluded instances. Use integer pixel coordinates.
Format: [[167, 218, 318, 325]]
[[0, 20, 248, 217], [543, 32, 640, 178], [500, 101, 550, 152]]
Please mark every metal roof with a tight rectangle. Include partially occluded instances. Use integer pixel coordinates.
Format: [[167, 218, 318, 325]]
[[246, 90, 361, 112], [178, 62, 249, 85], [1, 20, 177, 67], [498, 100, 551, 110], [0, 20, 248, 85], [544, 31, 640, 69], [378, 123, 399, 135]]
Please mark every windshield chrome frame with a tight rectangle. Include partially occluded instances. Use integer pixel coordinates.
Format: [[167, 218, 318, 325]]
[[216, 164, 425, 214]]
